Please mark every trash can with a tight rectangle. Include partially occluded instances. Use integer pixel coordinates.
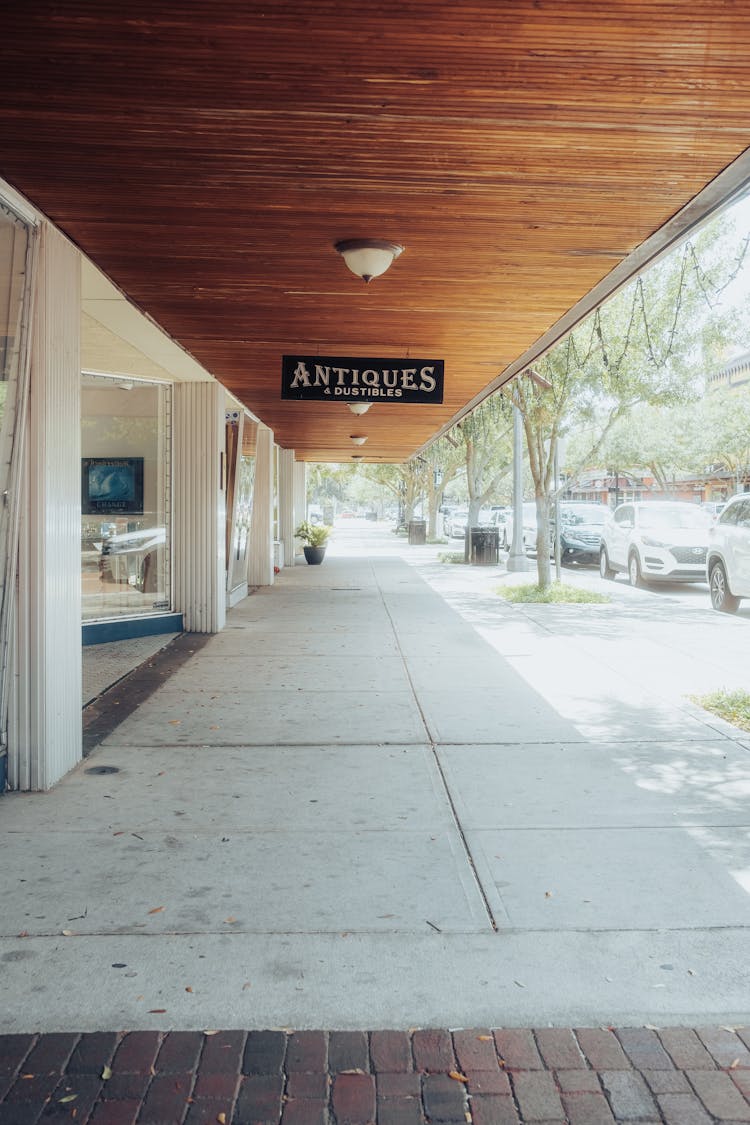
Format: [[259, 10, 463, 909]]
[[407, 519, 427, 545], [470, 526, 499, 565]]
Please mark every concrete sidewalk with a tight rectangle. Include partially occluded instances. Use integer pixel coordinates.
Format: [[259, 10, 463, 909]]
[[2, 531, 750, 1039]]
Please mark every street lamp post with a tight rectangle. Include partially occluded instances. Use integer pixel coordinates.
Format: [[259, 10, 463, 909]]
[[506, 397, 528, 572]]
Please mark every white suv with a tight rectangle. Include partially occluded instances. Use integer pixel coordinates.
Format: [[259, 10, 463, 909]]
[[706, 493, 750, 613], [599, 501, 711, 586]]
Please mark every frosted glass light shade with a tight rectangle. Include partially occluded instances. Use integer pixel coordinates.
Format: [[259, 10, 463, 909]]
[[335, 239, 404, 283]]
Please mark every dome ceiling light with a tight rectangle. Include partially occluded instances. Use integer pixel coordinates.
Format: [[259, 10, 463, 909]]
[[350, 435, 367, 446], [347, 401, 371, 415], [334, 238, 404, 283]]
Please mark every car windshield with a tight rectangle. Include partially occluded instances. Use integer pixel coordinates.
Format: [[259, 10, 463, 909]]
[[560, 505, 607, 526], [637, 505, 711, 530]]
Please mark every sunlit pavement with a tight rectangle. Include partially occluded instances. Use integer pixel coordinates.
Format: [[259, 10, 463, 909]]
[[2, 518, 750, 1123]]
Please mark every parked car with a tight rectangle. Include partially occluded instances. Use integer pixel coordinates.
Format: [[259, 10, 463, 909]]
[[554, 502, 609, 565], [446, 508, 493, 538], [706, 493, 750, 612], [446, 508, 469, 537], [500, 501, 539, 553], [599, 501, 711, 586]]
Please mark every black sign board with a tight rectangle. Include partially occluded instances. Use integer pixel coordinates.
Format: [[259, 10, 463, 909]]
[[281, 355, 444, 405]]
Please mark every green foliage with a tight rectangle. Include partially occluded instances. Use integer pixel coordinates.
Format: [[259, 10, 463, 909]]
[[498, 207, 750, 586], [497, 582, 611, 604], [437, 551, 468, 564], [295, 520, 331, 546], [690, 689, 750, 733]]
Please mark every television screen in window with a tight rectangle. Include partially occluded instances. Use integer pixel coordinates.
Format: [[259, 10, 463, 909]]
[[82, 457, 144, 514]]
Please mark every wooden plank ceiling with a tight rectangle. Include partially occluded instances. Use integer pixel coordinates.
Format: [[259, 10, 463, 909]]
[[1, 2, 750, 462]]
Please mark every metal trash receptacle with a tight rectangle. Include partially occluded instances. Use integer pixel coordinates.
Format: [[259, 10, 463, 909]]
[[470, 526, 499, 565], [407, 519, 427, 545]]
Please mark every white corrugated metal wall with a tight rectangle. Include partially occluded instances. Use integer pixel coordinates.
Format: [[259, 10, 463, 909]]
[[173, 382, 226, 633], [247, 424, 275, 587], [9, 222, 82, 790]]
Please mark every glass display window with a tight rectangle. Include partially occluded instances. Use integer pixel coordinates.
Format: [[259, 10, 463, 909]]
[[81, 374, 171, 621]]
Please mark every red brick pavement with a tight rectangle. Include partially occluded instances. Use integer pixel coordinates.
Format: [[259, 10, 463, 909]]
[[0, 1026, 749, 1123]]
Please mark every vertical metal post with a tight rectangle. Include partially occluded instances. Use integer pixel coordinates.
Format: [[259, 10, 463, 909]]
[[553, 440, 562, 582], [506, 401, 528, 572]]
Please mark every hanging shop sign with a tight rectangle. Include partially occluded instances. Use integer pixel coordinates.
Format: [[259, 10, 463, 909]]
[[281, 355, 444, 404]]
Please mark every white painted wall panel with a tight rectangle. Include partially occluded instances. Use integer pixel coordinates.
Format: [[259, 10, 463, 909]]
[[247, 425, 274, 586], [278, 448, 296, 567], [10, 223, 81, 790], [173, 382, 226, 633], [294, 461, 307, 562]]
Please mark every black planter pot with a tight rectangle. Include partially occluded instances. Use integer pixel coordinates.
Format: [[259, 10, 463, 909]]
[[303, 545, 326, 565]]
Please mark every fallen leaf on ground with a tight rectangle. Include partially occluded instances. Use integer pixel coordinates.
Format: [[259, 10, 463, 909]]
[[17, 931, 29, 938], [514, 980, 526, 988], [204, 1029, 219, 1036], [242, 982, 252, 991], [223, 916, 237, 924], [730, 1058, 741, 1069], [58, 1095, 78, 1104], [168, 720, 181, 725], [217, 1115, 227, 1125], [185, 986, 194, 993], [61, 930, 74, 937], [147, 906, 165, 915], [478, 1035, 493, 1041], [449, 1071, 469, 1083], [101, 1065, 112, 1080], [148, 1008, 167, 1014]]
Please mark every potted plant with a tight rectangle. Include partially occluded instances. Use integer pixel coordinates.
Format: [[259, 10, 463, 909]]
[[295, 520, 332, 565]]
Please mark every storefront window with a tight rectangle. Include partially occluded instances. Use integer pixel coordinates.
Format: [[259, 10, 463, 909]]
[[81, 374, 171, 621]]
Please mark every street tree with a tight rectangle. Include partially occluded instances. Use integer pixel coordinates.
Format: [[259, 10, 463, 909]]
[[696, 385, 750, 492], [502, 207, 750, 587], [422, 436, 465, 538], [356, 461, 431, 526], [449, 394, 513, 556]]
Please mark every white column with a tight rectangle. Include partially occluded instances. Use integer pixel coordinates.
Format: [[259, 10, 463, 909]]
[[278, 448, 296, 567], [294, 461, 307, 560], [173, 382, 226, 633], [248, 424, 274, 586], [10, 223, 81, 790]]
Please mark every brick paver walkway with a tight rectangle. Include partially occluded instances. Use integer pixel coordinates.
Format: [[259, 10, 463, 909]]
[[2, 1026, 749, 1123]]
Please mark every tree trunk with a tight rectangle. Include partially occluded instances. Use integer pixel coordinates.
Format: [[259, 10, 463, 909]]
[[534, 491, 552, 588]]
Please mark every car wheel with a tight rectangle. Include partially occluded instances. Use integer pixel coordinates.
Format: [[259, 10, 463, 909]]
[[599, 546, 615, 580], [709, 560, 740, 613], [628, 551, 644, 588]]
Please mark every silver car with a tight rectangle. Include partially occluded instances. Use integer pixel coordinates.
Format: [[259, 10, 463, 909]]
[[599, 501, 711, 586], [706, 493, 750, 612]]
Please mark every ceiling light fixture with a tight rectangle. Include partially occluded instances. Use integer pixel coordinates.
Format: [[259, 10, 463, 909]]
[[348, 402, 371, 415], [335, 238, 404, 283], [350, 435, 367, 446]]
